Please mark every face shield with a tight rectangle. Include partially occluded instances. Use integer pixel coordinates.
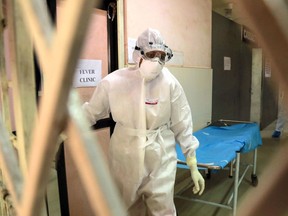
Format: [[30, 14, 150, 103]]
[[133, 28, 173, 64], [135, 43, 173, 64]]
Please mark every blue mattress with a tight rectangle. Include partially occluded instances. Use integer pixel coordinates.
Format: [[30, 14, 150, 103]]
[[176, 123, 262, 169]]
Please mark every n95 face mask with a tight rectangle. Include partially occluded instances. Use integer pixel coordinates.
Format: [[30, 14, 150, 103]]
[[139, 58, 163, 82]]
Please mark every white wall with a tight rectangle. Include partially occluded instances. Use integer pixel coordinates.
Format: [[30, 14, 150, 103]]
[[125, 0, 211, 68], [169, 67, 212, 131], [250, 49, 263, 124], [123, 0, 212, 130]]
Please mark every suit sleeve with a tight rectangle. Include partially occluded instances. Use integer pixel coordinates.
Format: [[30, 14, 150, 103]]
[[170, 80, 199, 158], [82, 80, 110, 126]]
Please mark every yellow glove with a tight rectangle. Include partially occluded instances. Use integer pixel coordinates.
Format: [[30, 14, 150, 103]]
[[187, 156, 205, 195]]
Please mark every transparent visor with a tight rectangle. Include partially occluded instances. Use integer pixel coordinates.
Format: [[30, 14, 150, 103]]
[[136, 44, 173, 63]]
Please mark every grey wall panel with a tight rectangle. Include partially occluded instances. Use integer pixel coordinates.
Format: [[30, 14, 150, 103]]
[[212, 12, 251, 122]]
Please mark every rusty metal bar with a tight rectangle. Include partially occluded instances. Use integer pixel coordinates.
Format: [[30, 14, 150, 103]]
[[237, 0, 288, 215], [66, 90, 125, 216]]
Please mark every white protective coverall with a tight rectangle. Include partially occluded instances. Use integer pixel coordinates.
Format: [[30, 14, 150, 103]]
[[82, 28, 203, 216], [275, 91, 287, 132]]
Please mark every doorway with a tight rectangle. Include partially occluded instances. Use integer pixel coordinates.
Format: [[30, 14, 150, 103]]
[[212, 12, 252, 122], [54, 1, 118, 215]]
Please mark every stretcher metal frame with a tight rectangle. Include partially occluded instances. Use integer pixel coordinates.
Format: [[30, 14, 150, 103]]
[[175, 119, 260, 216]]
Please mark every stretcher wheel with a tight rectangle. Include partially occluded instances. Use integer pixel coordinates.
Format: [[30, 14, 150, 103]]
[[251, 174, 258, 186]]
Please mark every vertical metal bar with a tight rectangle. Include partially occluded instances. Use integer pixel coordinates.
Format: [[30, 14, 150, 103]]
[[253, 149, 257, 175], [232, 153, 240, 216], [116, 0, 125, 68], [0, 0, 12, 132], [0, 171, 9, 216], [0, 117, 23, 208], [1, 2, 16, 214], [229, 160, 234, 177], [20, 0, 104, 215], [5, 0, 37, 173], [67, 90, 126, 216]]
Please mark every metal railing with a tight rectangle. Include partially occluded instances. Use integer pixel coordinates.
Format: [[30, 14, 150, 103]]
[[0, 0, 125, 215]]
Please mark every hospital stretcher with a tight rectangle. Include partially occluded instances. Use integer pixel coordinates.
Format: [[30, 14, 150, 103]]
[[175, 119, 262, 216]]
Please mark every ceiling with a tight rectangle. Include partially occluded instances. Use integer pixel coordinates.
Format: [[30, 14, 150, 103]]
[[212, 0, 249, 26]]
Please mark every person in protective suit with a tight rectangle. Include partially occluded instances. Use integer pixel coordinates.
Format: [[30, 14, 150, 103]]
[[272, 90, 287, 138], [82, 28, 205, 216]]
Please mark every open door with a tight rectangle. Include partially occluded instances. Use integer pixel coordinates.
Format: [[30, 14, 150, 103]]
[[55, 1, 118, 215], [260, 56, 278, 129]]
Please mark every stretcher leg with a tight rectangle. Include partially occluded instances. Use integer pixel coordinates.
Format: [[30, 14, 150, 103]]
[[252, 149, 257, 175], [232, 153, 240, 216], [251, 149, 258, 186], [205, 169, 211, 179], [229, 161, 234, 178]]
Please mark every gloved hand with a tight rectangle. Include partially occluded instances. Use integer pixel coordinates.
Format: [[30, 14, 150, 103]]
[[187, 156, 205, 195]]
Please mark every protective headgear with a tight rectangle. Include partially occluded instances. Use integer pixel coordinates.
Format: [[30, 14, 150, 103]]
[[132, 28, 173, 64]]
